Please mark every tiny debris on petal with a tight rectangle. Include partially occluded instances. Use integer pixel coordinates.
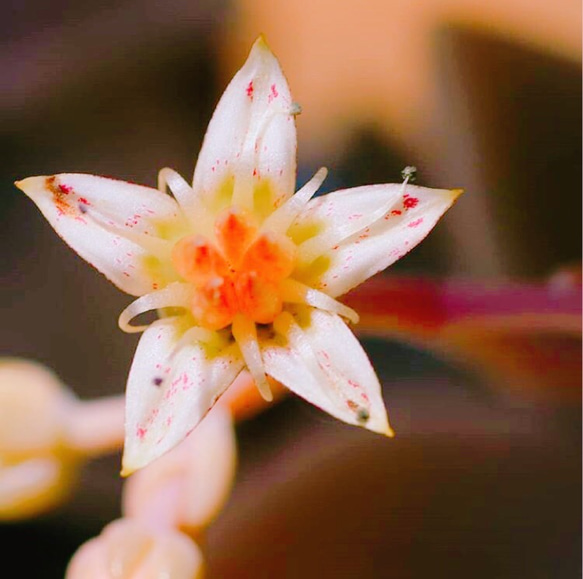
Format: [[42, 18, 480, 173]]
[[357, 407, 370, 423]]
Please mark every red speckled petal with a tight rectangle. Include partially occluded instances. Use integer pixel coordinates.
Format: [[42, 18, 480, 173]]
[[122, 317, 244, 474], [262, 308, 392, 436], [293, 184, 461, 297], [192, 36, 297, 213], [16, 174, 186, 296]]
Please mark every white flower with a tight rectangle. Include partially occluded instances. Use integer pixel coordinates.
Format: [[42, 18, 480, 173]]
[[16, 37, 461, 474]]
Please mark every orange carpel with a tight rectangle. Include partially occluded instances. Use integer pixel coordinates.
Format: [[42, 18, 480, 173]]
[[214, 207, 257, 268], [191, 276, 237, 330], [171, 235, 228, 283], [172, 205, 300, 330], [241, 232, 297, 282], [235, 272, 283, 324]]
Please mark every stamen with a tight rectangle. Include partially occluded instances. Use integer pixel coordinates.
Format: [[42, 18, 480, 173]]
[[158, 168, 214, 237], [261, 167, 327, 234], [289, 102, 302, 116], [81, 207, 172, 259], [297, 170, 416, 267], [232, 98, 300, 211], [166, 325, 228, 363], [273, 312, 327, 385], [231, 94, 267, 211], [280, 279, 359, 324], [118, 283, 192, 333], [273, 312, 371, 421], [401, 165, 417, 182], [231, 314, 272, 401]]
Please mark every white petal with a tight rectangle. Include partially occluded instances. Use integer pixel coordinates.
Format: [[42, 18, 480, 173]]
[[292, 184, 462, 297], [122, 317, 244, 474], [262, 308, 392, 435], [16, 174, 187, 296], [192, 36, 297, 215]]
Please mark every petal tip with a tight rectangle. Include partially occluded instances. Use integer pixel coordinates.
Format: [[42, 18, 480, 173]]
[[253, 33, 271, 52], [14, 175, 44, 195], [120, 455, 141, 478], [120, 448, 146, 477], [249, 34, 278, 66], [370, 415, 394, 438], [119, 466, 133, 478], [450, 188, 465, 200]]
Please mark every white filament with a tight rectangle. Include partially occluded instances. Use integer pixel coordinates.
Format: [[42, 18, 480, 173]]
[[281, 279, 359, 324], [167, 326, 228, 363], [273, 311, 370, 420], [231, 314, 272, 401], [232, 100, 300, 211], [118, 283, 192, 333], [297, 172, 415, 267], [81, 206, 172, 258], [272, 312, 332, 399], [158, 168, 214, 237], [261, 167, 327, 234]]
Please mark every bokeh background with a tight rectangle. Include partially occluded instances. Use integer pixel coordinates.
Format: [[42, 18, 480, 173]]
[[1, 0, 581, 577]]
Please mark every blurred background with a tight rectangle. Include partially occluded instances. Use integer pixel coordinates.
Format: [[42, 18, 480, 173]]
[[1, 0, 581, 577]]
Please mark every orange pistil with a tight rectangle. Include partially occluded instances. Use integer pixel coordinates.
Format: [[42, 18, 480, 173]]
[[171, 207, 297, 330], [214, 207, 258, 268]]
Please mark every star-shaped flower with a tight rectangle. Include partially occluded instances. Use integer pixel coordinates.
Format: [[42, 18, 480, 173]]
[[16, 37, 461, 474]]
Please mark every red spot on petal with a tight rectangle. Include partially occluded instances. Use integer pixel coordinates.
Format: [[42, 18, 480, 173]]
[[246, 80, 254, 99], [404, 197, 419, 209], [268, 84, 279, 103]]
